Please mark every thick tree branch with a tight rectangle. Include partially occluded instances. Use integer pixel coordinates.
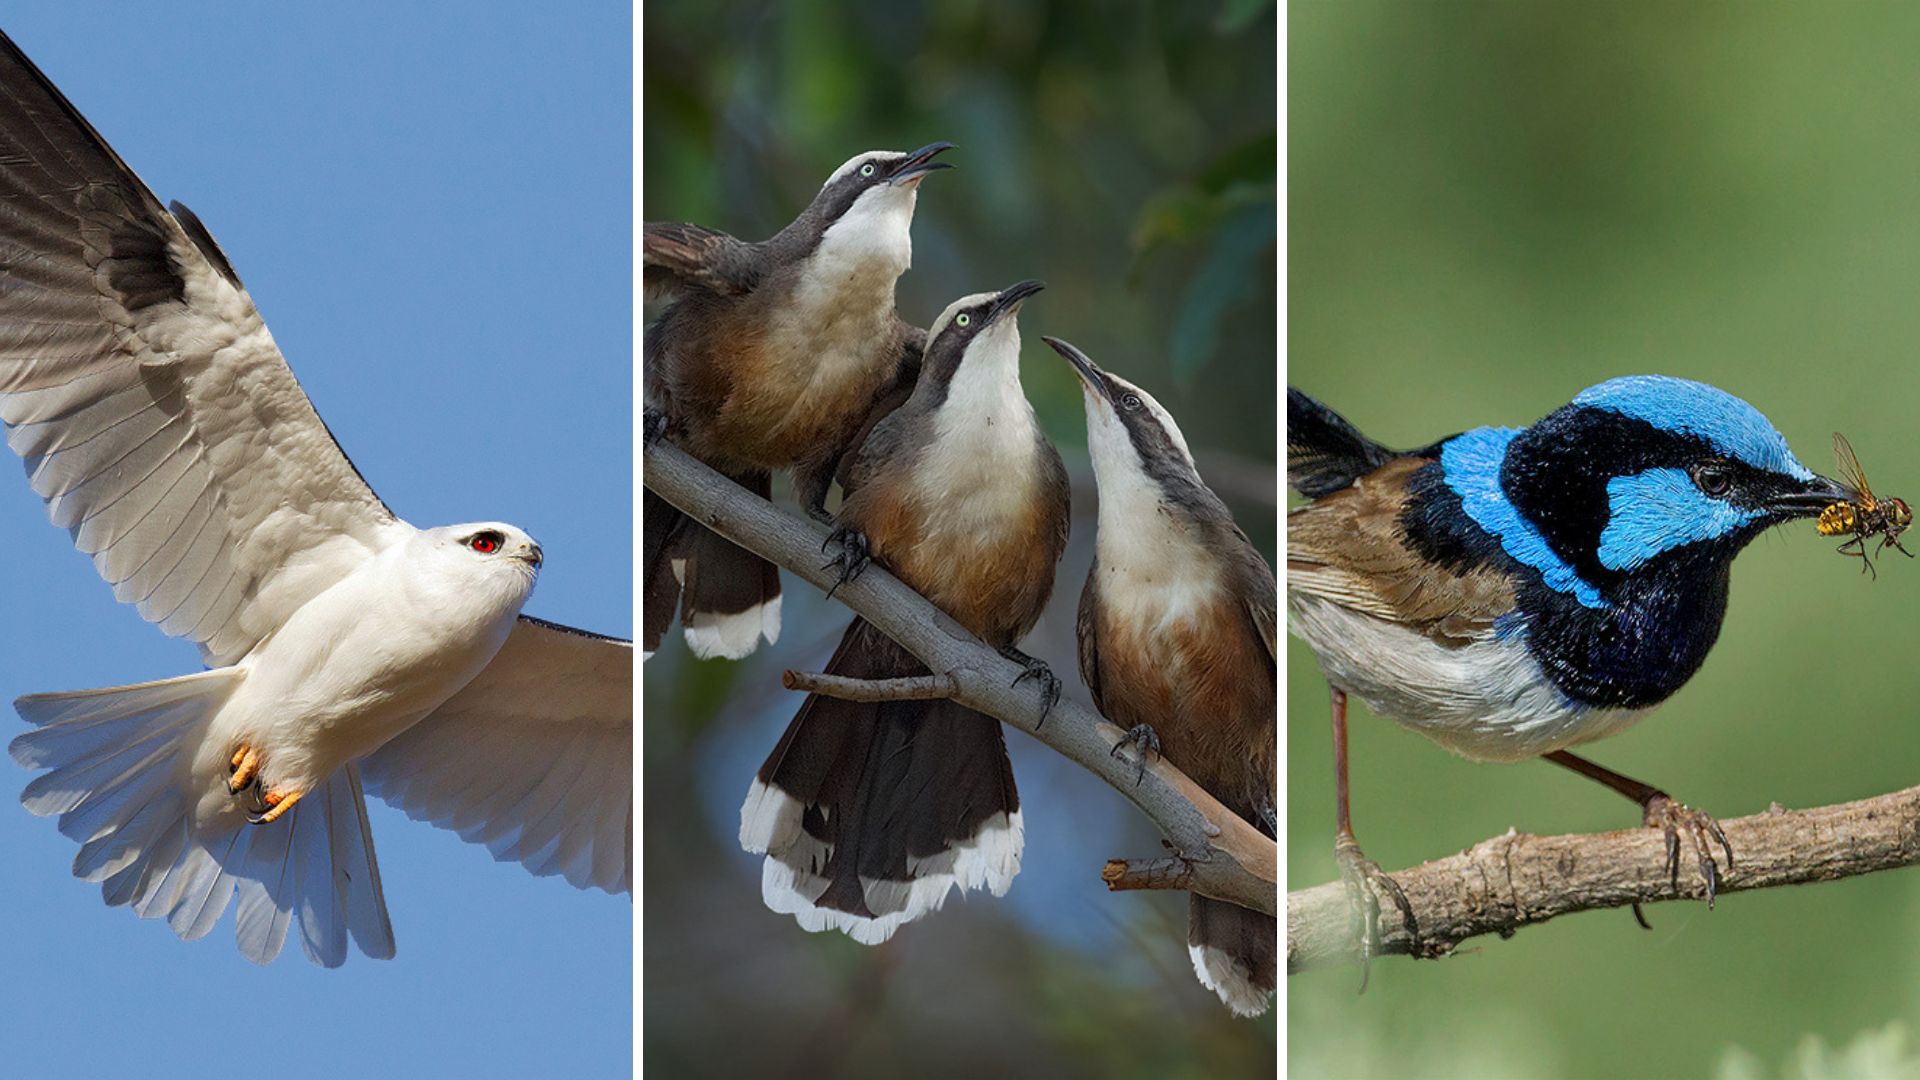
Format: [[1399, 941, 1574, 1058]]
[[1288, 786, 1920, 973], [645, 439, 1276, 917]]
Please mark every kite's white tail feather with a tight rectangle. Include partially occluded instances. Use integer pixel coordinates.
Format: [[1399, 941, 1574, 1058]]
[[10, 671, 395, 965]]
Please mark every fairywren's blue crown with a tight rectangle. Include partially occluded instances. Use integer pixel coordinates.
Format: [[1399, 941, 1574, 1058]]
[[1572, 376, 1812, 480], [1437, 376, 1816, 612]]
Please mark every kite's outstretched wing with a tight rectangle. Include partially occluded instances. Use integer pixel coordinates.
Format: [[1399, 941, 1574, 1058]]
[[359, 616, 634, 894], [0, 30, 399, 666]]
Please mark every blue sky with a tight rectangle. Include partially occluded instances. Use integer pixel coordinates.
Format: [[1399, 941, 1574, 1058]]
[[0, 8, 630, 1076]]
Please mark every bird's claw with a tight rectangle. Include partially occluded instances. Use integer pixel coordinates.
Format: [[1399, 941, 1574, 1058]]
[[1642, 794, 1734, 908], [821, 527, 871, 599], [643, 406, 668, 446], [1002, 648, 1060, 728], [1334, 835, 1419, 993], [1110, 723, 1161, 784], [227, 743, 262, 794], [242, 784, 304, 825]]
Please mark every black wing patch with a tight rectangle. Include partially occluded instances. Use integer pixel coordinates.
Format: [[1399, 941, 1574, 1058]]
[[168, 200, 242, 289], [1287, 387, 1399, 498]]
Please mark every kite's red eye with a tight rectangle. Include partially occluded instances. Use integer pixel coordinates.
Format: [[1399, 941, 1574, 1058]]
[[469, 532, 501, 554]]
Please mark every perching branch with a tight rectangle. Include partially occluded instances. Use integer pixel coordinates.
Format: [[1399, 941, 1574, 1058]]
[[780, 670, 959, 701], [644, 439, 1277, 918], [1103, 857, 1193, 893], [1287, 785, 1920, 973]]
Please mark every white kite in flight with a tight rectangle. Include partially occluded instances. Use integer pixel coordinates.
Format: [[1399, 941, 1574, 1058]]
[[0, 30, 632, 966]]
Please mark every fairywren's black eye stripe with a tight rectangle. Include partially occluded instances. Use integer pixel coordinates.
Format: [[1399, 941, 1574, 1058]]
[[1289, 374, 1849, 970]]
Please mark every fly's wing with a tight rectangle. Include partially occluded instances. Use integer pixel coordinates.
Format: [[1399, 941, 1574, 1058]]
[[358, 617, 633, 894], [0, 31, 399, 667], [1832, 431, 1873, 503]]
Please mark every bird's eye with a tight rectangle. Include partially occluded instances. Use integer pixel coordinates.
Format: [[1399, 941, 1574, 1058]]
[[1121, 393, 1143, 411], [1690, 461, 1733, 497], [955, 313, 971, 328], [860, 163, 876, 178], [469, 531, 502, 554]]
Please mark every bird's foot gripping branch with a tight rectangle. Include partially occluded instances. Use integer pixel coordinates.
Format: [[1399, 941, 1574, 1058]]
[[643, 438, 1278, 918], [1286, 786, 1920, 975]]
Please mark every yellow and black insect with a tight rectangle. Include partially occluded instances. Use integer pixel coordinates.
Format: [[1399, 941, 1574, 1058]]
[[1817, 431, 1913, 578]]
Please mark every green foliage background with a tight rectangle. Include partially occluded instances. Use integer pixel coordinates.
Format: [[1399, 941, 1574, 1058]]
[[1290, 4, 1920, 1077], [645, 2, 1274, 1076]]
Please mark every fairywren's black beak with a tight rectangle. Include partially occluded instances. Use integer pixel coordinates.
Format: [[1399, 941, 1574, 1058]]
[[1767, 474, 1852, 518], [986, 279, 1044, 325], [890, 142, 956, 187], [1042, 336, 1111, 402]]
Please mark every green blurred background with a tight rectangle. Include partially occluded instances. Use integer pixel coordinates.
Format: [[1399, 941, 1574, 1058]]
[[1291, 3, 1920, 1078], [645, 1, 1274, 1076]]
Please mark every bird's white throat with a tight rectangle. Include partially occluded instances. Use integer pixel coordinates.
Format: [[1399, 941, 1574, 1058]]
[[917, 319, 1040, 534]]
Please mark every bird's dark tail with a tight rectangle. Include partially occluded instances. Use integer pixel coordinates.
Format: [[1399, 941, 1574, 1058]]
[[1189, 895, 1277, 1017], [1287, 387, 1398, 498], [642, 474, 781, 660], [740, 619, 1021, 944]]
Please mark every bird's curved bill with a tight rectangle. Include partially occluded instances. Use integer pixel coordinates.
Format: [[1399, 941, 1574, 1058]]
[[890, 141, 956, 187], [987, 279, 1044, 325], [1042, 335, 1110, 401], [517, 543, 545, 568], [1769, 474, 1852, 517]]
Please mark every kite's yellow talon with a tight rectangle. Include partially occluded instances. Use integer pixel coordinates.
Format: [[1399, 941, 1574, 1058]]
[[252, 787, 304, 825], [228, 744, 262, 793]]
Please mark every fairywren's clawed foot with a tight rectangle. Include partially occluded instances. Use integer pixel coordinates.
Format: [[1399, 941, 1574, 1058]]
[[1290, 376, 1851, 977]]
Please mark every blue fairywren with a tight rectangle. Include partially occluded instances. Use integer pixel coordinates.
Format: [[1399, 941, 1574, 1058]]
[[1287, 376, 1851, 974]]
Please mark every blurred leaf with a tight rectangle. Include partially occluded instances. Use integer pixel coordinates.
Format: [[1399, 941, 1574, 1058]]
[[1216, 0, 1273, 35], [1130, 133, 1276, 261], [1170, 201, 1275, 384], [1719, 1023, 1920, 1080]]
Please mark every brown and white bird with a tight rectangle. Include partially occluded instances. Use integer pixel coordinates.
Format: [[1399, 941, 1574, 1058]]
[[740, 281, 1070, 943], [1049, 337, 1277, 1017], [644, 143, 953, 661]]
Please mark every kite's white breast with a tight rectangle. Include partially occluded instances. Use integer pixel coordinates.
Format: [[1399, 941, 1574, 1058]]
[[193, 526, 533, 822]]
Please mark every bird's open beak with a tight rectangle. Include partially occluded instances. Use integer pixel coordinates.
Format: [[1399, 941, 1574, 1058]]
[[890, 141, 956, 188], [1042, 335, 1112, 402], [986, 279, 1044, 326], [1768, 474, 1851, 518]]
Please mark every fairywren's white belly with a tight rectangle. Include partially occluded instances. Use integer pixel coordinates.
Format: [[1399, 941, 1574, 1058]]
[[1289, 593, 1650, 763]]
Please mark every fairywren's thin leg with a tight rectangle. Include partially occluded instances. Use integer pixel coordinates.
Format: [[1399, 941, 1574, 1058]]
[[1544, 750, 1735, 919], [1330, 685, 1418, 991]]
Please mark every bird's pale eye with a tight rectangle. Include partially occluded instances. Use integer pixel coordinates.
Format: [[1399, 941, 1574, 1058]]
[[1121, 393, 1144, 412], [860, 163, 876, 178], [1690, 460, 1733, 497], [469, 532, 502, 554], [955, 313, 971, 328]]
